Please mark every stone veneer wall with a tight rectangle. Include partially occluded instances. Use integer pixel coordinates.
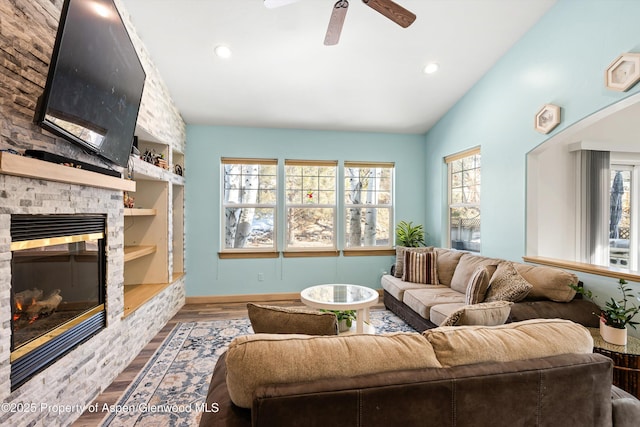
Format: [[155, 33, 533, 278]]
[[0, 0, 187, 425], [0, 176, 185, 426]]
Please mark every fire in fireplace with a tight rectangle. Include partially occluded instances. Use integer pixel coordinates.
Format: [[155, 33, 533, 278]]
[[10, 215, 107, 390]]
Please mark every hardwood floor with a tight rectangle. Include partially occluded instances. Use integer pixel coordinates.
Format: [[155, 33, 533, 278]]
[[72, 299, 384, 426]]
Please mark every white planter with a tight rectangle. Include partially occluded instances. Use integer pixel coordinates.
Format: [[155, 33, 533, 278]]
[[600, 321, 627, 346], [338, 319, 351, 333]]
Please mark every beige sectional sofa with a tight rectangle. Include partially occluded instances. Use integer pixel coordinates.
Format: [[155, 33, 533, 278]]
[[383, 247, 601, 331], [201, 319, 640, 426]]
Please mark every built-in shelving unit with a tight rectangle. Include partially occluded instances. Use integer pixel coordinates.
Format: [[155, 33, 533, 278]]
[[123, 127, 185, 317]]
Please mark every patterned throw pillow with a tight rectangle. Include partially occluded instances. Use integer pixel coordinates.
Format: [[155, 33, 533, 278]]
[[465, 266, 492, 304], [484, 262, 533, 303], [394, 246, 433, 278], [402, 250, 438, 284]]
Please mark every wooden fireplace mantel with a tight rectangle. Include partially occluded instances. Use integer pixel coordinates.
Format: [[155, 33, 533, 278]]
[[0, 152, 135, 192]]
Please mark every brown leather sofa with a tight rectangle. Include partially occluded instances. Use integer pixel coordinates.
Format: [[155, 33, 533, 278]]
[[199, 320, 640, 427]]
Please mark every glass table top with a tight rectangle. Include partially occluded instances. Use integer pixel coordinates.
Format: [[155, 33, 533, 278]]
[[301, 284, 378, 305]]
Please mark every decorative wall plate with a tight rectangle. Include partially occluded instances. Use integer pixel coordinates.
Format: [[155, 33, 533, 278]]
[[605, 53, 640, 92], [534, 104, 561, 134]]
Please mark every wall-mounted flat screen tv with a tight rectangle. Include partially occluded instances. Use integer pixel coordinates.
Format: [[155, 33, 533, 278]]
[[35, 0, 146, 168]]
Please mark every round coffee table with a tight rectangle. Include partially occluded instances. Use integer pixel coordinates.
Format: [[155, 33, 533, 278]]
[[300, 284, 378, 334]]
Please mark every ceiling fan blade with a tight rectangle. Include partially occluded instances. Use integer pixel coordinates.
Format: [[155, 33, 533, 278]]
[[264, 0, 301, 8], [324, 0, 349, 46], [362, 0, 416, 28]]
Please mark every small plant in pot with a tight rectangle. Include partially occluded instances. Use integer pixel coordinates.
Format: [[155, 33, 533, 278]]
[[321, 309, 357, 333], [570, 278, 640, 345], [395, 221, 426, 248]]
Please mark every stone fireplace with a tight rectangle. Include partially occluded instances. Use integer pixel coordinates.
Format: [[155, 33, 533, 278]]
[[0, 169, 184, 426], [10, 214, 107, 390]]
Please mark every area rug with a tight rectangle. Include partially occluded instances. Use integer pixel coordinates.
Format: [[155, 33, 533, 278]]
[[99, 310, 415, 426]]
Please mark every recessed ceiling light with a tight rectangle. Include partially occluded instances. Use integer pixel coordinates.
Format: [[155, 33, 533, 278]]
[[214, 45, 232, 59], [423, 63, 439, 74]]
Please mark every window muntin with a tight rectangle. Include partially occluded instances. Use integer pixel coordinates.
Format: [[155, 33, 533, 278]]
[[221, 158, 277, 251], [285, 160, 337, 250], [446, 149, 481, 252], [344, 162, 394, 249]]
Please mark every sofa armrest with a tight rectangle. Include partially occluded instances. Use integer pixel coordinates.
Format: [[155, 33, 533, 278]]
[[612, 385, 640, 427], [199, 353, 251, 427], [509, 299, 600, 327]]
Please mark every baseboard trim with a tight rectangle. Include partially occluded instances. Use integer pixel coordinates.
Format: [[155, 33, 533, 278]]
[[185, 289, 384, 305], [185, 293, 300, 304]]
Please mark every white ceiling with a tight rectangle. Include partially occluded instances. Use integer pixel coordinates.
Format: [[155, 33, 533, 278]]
[[121, 0, 557, 134]]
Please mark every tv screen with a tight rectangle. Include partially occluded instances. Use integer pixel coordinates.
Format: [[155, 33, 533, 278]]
[[35, 0, 146, 168]]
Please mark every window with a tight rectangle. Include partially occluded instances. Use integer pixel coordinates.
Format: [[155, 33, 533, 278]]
[[285, 160, 337, 251], [221, 158, 277, 252], [609, 165, 638, 270], [344, 162, 394, 249], [446, 148, 481, 252]]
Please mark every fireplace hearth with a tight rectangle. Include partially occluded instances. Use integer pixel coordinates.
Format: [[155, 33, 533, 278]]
[[10, 215, 107, 390]]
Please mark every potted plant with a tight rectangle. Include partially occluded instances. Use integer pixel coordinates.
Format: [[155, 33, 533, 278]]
[[570, 279, 640, 345], [396, 221, 426, 248], [321, 309, 357, 333]]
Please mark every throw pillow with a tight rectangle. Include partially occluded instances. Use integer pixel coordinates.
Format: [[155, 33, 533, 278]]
[[484, 261, 533, 303], [247, 303, 338, 335], [394, 246, 432, 278], [440, 301, 513, 327], [440, 306, 465, 326], [464, 266, 492, 304], [402, 250, 438, 285]]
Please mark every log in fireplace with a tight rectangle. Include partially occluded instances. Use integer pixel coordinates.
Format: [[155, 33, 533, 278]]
[[10, 215, 106, 390]]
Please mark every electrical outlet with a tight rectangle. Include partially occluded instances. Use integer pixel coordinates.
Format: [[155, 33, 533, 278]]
[[258, 273, 264, 281]]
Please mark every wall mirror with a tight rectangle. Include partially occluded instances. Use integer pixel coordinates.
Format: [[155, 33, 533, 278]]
[[527, 93, 640, 274]]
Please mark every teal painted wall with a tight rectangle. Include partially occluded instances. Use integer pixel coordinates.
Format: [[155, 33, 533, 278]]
[[423, 0, 640, 334], [424, 0, 640, 259], [185, 126, 425, 296]]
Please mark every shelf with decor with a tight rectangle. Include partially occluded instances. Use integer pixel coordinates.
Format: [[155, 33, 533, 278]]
[[123, 128, 185, 318]]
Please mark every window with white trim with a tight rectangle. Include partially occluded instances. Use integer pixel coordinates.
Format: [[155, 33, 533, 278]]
[[344, 162, 394, 249], [285, 160, 337, 251], [609, 164, 638, 270], [446, 148, 481, 253], [221, 158, 277, 251]]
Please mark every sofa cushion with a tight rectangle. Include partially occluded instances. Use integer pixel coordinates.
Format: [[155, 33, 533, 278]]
[[247, 303, 338, 335], [423, 318, 593, 368], [429, 303, 465, 326], [394, 246, 433, 278], [403, 287, 465, 320], [440, 301, 513, 327], [485, 261, 533, 303], [434, 248, 464, 286], [513, 263, 578, 302], [449, 254, 501, 294], [403, 250, 438, 284], [464, 265, 494, 304], [381, 274, 428, 300], [225, 332, 442, 408]]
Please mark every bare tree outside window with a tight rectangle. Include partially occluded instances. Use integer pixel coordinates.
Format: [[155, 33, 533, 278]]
[[344, 162, 393, 248], [222, 158, 277, 250], [446, 149, 481, 253]]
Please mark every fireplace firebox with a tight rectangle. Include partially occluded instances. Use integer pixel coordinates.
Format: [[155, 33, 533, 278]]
[[10, 215, 107, 390]]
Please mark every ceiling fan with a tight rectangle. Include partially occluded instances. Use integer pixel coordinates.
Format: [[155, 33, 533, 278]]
[[263, 0, 417, 46]]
